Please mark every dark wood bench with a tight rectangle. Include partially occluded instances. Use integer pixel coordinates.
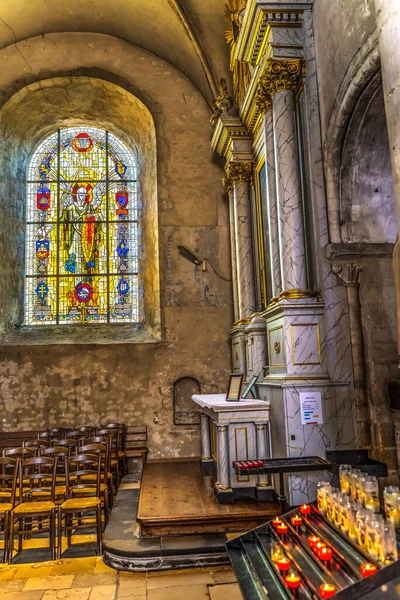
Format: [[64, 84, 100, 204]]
[[124, 426, 148, 464], [0, 430, 42, 449]]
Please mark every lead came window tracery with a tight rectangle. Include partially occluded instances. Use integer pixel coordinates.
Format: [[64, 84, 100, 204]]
[[25, 126, 139, 325]]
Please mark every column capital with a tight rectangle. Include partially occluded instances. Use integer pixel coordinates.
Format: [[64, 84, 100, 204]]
[[257, 58, 305, 100], [223, 160, 254, 193], [332, 262, 362, 286]]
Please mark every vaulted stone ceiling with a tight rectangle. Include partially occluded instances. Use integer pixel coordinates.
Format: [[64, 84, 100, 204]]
[[0, 0, 230, 107]]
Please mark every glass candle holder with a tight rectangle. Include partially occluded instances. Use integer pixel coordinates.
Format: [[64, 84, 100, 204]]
[[317, 481, 331, 514], [356, 506, 368, 549], [355, 472, 368, 505], [333, 492, 343, 526], [381, 522, 398, 565], [341, 498, 352, 534], [339, 464, 352, 494], [347, 501, 358, 539], [363, 476, 380, 513], [349, 469, 362, 500], [271, 539, 284, 563], [366, 514, 383, 560], [384, 486, 400, 527]]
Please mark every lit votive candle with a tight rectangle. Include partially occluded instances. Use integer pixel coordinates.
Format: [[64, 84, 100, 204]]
[[299, 504, 311, 516], [285, 572, 301, 590], [319, 583, 336, 598], [277, 556, 291, 572], [318, 546, 332, 562], [277, 523, 288, 536], [308, 535, 320, 550], [314, 541, 327, 555], [360, 563, 377, 577], [291, 515, 303, 527], [272, 517, 283, 530]]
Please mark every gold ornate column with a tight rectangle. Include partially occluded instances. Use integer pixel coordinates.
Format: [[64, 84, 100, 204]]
[[257, 58, 308, 298], [223, 160, 256, 320]]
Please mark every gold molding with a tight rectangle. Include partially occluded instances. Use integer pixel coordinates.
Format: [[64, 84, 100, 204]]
[[268, 324, 285, 367], [279, 289, 310, 300], [253, 155, 268, 308], [263, 375, 330, 381], [290, 323, 322, 366], [223, 160, 254, 192], [256, 58, 305, 107]]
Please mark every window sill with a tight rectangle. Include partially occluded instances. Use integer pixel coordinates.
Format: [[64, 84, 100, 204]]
[[0, 323, 161, 346]]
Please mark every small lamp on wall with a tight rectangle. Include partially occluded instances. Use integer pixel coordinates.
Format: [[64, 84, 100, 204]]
[[177, 245, 231, 281]]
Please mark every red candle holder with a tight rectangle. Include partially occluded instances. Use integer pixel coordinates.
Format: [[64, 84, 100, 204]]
[[285, 572, 301, 590], [299, 504, 311, 516], [277, 523, 288, 536], [308, 535, 320, 550], [360, 563, 377, 577], [319, 583, 336, 598], [318, 546, 332, 562], [314, 542, 327, 555], [277, 557, 291, 572], [272, 517, 283, 530], [291, 515, 303, 527]]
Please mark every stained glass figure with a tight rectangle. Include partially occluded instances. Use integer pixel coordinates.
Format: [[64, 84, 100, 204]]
[[25, 127, 139, 325]]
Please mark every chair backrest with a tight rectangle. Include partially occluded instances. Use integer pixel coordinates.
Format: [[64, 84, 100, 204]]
[[43, 446, 70, 458], [38, 430, 50, 440], [49, 427, 69, 439], [96, 428, 120, 457], [4, 447, 35, 460], [66, 453, 101, 498], [77, 426, 96, 435], [50, 439, 77, 452], [23, 439, 50, 450], [79, 443, 109, 481], [19, 456, 57, 502], [0, 457, 19, 507], [102, 423, 125, 450]]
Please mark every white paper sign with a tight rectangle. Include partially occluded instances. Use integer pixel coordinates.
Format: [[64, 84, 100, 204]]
[[300, 392, 323, 425]]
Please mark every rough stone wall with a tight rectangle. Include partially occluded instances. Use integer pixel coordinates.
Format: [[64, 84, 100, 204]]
[[0, 34, 233, 458], [314, 0, 377, 138]]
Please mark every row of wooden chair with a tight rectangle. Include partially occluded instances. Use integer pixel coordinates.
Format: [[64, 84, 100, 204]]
[[0, 424, 126, 563]]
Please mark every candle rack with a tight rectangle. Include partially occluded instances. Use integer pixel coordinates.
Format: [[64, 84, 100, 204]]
[[226, 504, 400, 600]]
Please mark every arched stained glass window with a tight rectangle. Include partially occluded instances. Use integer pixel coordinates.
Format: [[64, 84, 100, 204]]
[[25, 127, 139, 325]]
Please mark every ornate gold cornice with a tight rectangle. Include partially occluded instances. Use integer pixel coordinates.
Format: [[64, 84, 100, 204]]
[[223, 160, 254, 193], [257, 58, 305, 102]]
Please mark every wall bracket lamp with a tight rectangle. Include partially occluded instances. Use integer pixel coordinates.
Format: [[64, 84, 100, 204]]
[[177, 245, 231, 281]]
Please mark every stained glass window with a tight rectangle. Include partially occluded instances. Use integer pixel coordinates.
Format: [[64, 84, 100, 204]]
[[25, 127, 139, 325]]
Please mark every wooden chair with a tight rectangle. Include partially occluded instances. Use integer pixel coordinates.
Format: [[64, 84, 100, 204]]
[[38, 431, 50, 441], [41, 447, 71, 501], [0, 457, 18, 563], [23, 440, 50, 451], [79, 443, 111, 523], [49, 428, 69, 440], [9, 457, 57, 563], [4, 447, 35, 460], [58, 453, 103, 557], [96, 429, 121, 488], [50, 439, 77, 453]]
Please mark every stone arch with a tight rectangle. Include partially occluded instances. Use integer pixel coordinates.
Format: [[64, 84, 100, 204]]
[[0, 76, 160, 342]]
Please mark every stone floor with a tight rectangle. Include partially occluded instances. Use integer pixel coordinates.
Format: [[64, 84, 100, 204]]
[[0, 556, 241, 599]]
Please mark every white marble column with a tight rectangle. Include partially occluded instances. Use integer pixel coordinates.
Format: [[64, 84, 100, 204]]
[[375, 0, 400, 233], [216, 424, 231, 489], [233, 179, 256, 318], [228, 191, 240, 322], [255, 423, 269, 487], [273, 89, 308, 294], [264, 107, 282, 300], [200, 413, 211, 461]]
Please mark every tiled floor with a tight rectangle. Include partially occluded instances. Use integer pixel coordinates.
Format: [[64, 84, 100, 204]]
[[0, 556, 241, 600]]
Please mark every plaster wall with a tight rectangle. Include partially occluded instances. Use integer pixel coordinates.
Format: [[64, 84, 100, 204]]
[[0, 34, 233, 458]]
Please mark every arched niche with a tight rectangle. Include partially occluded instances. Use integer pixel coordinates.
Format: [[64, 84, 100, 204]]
[[0, 77, 160, 343], [340, 72, 395, 243], [173, 377, 201, 426]]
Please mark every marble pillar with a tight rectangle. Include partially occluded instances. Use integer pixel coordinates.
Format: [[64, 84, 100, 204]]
[[264, 107, 282, 300], [233, 179, 256, 319], [200, 412, 212, 461], [245, 315, 267, 380], [255, 423, 269, 487], [228, 191, 240, 322], [273, 90, 308, 295], [216, 424, 230, 490]]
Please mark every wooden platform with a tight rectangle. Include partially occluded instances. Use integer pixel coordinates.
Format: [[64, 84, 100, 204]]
[[137, 461, 279, 537]]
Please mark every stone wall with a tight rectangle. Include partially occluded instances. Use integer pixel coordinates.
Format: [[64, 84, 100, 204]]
[[0, 34, 233, 458]]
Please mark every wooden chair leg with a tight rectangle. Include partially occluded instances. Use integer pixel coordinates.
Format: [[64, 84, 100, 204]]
[[3, 513, 8, 564], [18, 518, 23, 553], [8, 515, 14, 564], [66, 513, 72, 547], [57, 509, 62, 560], [50, 509, 55, 561], [104, 490, 109, 528], [96, 504, 102, 555]]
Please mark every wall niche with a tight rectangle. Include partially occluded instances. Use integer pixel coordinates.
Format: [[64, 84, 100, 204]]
[[173, 377, 201, 425]]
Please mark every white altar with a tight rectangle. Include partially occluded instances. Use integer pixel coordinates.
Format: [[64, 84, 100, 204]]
[[192, 394, 272, 503]]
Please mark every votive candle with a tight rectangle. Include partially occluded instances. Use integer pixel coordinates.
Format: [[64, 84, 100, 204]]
[[291, 515, 303, 527], [318, 546, 332, 562], [299, 504, 311, 516], [360, 563, 377, 577], [277, 557, 291, 572], [285, 572, 301, 590], [319, 583, 336, 598], [277, 523, 288, 536]]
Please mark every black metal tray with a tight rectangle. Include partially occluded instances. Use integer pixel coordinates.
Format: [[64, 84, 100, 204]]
[[326, 450, 388, 478], [234, 455, 331, 477]]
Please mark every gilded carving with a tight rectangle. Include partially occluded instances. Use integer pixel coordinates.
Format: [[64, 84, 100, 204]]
[[257, 58, 305, 102], [225, 0, 251, 108], [210, 78, 233, 127], [274, 340, 281, 354], [223, 161, 254, 192]]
